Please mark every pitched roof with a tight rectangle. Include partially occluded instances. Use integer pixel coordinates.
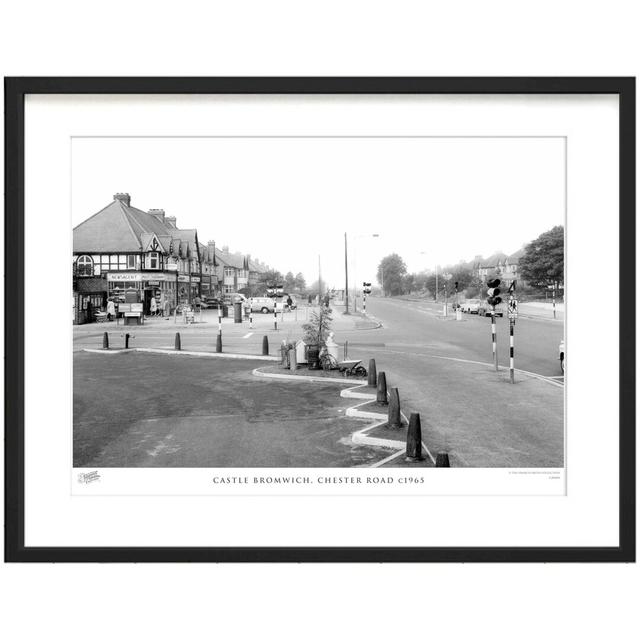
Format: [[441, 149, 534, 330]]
[[73, 200, 142, 252], [74, 197, 199, 255]]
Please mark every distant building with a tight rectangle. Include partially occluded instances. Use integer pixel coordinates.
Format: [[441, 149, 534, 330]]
[[214, 247, 266, 295], [474, 248, 524, 287]]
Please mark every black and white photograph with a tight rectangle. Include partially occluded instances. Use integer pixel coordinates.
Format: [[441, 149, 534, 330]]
[[71, 136, 565, 471]]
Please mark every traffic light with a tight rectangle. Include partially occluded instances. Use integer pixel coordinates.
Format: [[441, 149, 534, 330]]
[[454, 281, 459, 291], [486, 278, 502, 307], [362, 282, 372, 295]]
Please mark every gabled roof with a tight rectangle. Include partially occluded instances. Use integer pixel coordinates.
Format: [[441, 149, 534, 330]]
[[74, 197, 201, 255]]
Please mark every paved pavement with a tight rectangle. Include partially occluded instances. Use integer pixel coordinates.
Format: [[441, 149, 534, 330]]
[[74, 351, 396, 468], [73, 304, 378, 355]]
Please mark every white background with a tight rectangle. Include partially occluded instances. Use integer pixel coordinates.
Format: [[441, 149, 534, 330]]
[[28, 94, 609, 546], [1, 1, 638, 639]]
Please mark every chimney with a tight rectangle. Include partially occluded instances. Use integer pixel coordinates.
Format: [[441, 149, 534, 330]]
[[207, 240, 215, 263], [222, 245, 229, 253], [165, 216, 177, 228], [148, 208, 165, 223], [113, 193, 131, 206]]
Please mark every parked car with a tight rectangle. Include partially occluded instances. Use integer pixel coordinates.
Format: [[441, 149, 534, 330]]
[[559, 340, 565, 373], [201, 296, 222, 309]]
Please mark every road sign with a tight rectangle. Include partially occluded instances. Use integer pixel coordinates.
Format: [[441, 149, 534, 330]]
[[507, 297, 518, 320]]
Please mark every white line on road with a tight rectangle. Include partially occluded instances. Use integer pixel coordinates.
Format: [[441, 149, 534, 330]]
[[242, 332, 254, 339]]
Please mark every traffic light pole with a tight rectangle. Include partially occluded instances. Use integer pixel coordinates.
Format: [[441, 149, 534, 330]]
[[491, 312, 498, 371], [509, 317, 515, 383]]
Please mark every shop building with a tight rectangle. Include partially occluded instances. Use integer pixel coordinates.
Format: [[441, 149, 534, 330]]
[[73, 193, 216, 323]]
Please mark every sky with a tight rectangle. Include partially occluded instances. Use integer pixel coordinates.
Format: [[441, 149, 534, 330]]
[[72, 136, 565, 289]]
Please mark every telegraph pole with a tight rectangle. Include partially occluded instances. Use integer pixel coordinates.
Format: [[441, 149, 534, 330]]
[[344, 233, 350, 314]]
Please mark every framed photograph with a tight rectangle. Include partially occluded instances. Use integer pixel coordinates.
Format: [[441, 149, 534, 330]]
[[5, 77, 635, 562]]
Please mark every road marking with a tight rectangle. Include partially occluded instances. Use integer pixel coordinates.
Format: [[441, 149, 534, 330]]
[[242, 332, 254, 339]]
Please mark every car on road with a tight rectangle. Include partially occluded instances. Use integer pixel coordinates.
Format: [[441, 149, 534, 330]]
[[249, 296, 276, 313], [559, 340, 565, 373]]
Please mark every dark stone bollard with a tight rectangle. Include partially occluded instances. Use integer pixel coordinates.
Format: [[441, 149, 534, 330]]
[[102, 332, 109, 349], [376, 372, 388, 405], [368, 359, 377, 387], [289, 347, 297, 372], [216, 334, 222, 353], [174, 332, 181, 351], [124, 333, 130, 349], [388, 388, 401, 429], [436, 452, 450, 467], [262, 335, 269, 356], [406, 412, 424, 461]]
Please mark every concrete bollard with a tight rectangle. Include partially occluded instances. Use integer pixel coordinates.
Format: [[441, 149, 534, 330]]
[[406, 412, 424, 461], [124, 333, 131, 349], [387, 388, 401, 428], [376, 372, 388, 405], [102, 332, 109, 349], [368, 359, 377, 387], [174, 332, 181, 351], [436, 452, 450, 467], [289, 346, 297, 372], [262, 335, 269, 356], [216, 334, 222, 353]]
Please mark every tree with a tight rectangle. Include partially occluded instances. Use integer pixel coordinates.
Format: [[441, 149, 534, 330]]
[[256, 269, 284, 294], [284, 271, 296, 291], [377, 254, 407, 296], [518, 226, 564, 290], [294, 272, 306, 292]]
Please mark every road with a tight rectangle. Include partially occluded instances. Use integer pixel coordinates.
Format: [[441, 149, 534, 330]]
[[343, 297, 564, 467], [356, 296, 564, 379]]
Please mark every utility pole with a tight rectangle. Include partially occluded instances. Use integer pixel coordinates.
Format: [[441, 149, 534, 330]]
[[318, 254, 322, 299], [435, 264, 439, 302], [344, 232, 350, 314]]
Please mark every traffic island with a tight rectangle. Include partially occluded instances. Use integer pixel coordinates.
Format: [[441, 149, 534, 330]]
[[73, 351, 397, 468]]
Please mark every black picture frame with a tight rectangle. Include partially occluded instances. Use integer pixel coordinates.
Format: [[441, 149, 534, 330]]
[[4, 77, 635, 563]]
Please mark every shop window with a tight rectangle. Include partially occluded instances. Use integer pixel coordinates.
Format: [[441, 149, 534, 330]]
[[127, 255, 136, 269], [147, 252, 159, 269], [76, 255, 93, 276]]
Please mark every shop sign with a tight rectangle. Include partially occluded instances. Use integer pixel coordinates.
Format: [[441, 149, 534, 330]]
[[191, 276, 200, 283], [131, 303, 143, 313], [107, 273, 142, 281], [146, 281, 160, 286]]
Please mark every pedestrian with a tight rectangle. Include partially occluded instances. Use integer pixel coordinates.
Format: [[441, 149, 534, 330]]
[[106, 298, 116, 321], [323, 293, 330, 308], [287, 294, 293, 310], [164, 298, 171, 320], [150, 295, 157, 317]]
